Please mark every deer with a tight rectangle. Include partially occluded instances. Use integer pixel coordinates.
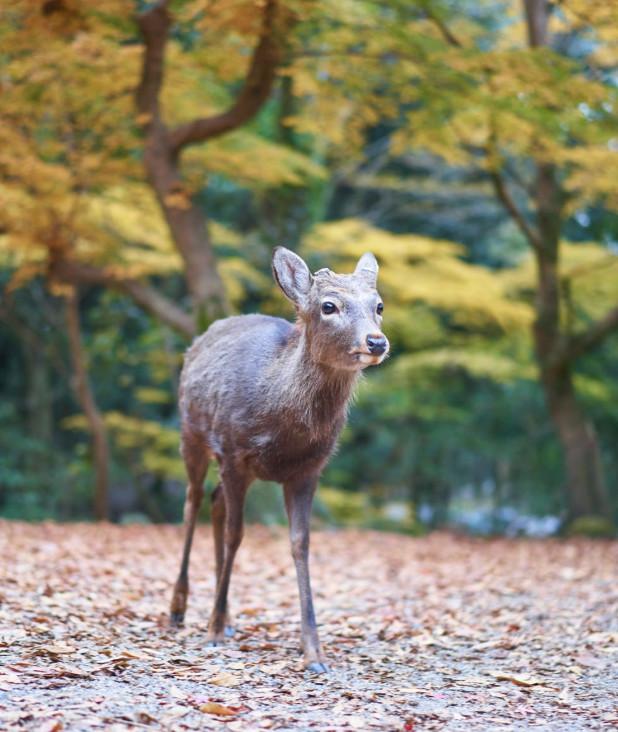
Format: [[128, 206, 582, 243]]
[[169, 246, 389, 673]]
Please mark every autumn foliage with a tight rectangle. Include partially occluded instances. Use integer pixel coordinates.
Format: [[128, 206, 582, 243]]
[[1, 1, 617, 529]]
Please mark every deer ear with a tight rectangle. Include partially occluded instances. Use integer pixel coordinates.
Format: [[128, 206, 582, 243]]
[[354, 252, 378, 286], [272, 246, 313, 308]]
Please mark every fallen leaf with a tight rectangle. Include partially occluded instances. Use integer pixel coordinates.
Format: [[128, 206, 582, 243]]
[[488, 671, 546, 687], [573, 654, 606, 669], [33, 644, 77, 656], [135, 711, 158, 725], [56, 664, 91, 678], [208, 671, 242, 687], [120, 650, 148, 660], [558, 686, 570, 701], [35, 720, 64, 732], [169, 684, 188, 699], [200, 702, 238, 716], [0, 671, 21, 684], [258, 663, 288, 675], [487, 717, 514, 725], [426, 690, 447, 699]]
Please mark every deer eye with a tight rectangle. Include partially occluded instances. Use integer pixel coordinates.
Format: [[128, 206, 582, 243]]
[[376, 302, 384, 315], [321, 302, 338, 315]]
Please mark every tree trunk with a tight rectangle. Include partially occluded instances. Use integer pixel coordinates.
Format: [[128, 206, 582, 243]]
[[66, 291, 110, 521], [136, 3, 228, 331], [142, 120, 228, 329], [486, 0, 617, 528], [136, 0, 288, 331], [523, 0, 549, 47], [533, 163, 611, 522], [542, 367, 609, 520]]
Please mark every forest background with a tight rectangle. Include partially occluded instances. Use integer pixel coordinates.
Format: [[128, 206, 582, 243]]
[[1, 0, 617, 537]]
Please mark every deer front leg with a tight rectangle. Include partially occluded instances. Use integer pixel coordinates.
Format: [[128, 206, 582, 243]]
[[283, 477, 329, 673]]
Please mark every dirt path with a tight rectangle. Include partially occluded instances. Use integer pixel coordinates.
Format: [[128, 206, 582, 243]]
[[1, 521, 617, 731]]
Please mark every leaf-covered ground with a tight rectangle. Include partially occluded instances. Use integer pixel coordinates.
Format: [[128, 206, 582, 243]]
[[1, 521, 617, 731]]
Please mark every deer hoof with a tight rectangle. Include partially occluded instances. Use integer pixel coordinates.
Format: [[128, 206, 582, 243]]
[[205, 629, 226, 647], [170, 581, 188, 623], [306, 661, 330, 674]]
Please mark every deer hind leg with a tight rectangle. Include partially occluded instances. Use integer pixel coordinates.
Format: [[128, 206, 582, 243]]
[[210, 482, 234, 636], [206, 461, 250, 646], [170, 430, 211, 624]]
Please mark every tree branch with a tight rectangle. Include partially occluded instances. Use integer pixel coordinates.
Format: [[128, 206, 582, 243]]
[[120, 278, 195, 336], [490, 170, 543, 252], [552, 302, 618, 368], [523, 0, 549, 47], [167, 0, 284, 154], [136, 0, 171, 123], [421, 2, 462, 47], [51, 260, 195, 337]]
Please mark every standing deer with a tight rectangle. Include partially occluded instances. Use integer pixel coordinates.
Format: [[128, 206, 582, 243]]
[[170, 246, 389, 672]]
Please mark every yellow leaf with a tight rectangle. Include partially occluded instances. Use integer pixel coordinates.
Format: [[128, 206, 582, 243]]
[[163, 192, 192, 210]]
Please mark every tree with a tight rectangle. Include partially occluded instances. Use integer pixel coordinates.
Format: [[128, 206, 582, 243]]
[[296, 0, 618, 527], [1, 1, 314, 335], [470, 0, 618, 526], [303, 220, 617, 529], [2, 0, 616, 528], [134, 0, 295, 328], [476, 0, 617, 526], [0, 1, 320, 518]]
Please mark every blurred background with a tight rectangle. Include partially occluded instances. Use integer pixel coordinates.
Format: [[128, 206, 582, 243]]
[[1, 0, 617, 536]]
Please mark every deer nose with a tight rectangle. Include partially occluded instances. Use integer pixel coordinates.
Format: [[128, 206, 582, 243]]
[[366, 334, 387, 355]]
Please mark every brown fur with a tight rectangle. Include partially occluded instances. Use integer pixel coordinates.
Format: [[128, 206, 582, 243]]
[[170, 247, 388, 673]]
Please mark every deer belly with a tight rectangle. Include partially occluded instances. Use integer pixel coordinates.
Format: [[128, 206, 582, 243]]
[[249, 433, 335, 484]]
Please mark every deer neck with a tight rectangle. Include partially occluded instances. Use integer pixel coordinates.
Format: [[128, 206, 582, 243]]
[[264, 323, 360, 436]]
